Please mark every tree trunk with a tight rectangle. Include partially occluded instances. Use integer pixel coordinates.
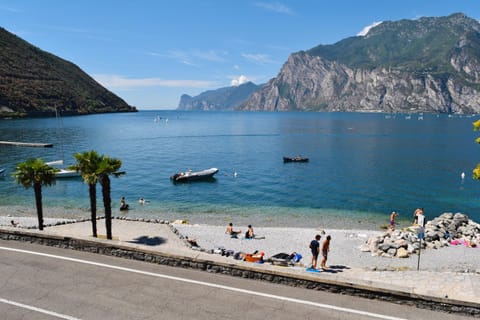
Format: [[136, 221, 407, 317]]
[[34, 183, 44, 231], [101, 176, 112, 240], [89, 183, 97, 237]]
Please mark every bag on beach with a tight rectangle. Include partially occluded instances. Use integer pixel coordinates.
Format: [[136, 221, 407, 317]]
[[234, 252, 245, 260], [292, 253, 302, 263]]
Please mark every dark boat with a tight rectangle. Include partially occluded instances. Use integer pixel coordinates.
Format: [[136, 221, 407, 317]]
[[283, 156, 309, 163], [170, 167, 219, 182]]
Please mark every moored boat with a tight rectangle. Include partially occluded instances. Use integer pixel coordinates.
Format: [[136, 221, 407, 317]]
[[171, 167, 219, 182], [46, 160, 80, 178], [55, 168, 81, 178], [283, 156, 309, 163]]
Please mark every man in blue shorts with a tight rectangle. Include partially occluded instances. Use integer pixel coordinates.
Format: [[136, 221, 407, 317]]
[[309, 234, 321, 269]]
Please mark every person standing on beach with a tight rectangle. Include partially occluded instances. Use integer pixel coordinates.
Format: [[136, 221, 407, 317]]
[[413, 208, 423, 225], [417, 209, 426, 238], [309, 234, 321, 269], [389, 211, 398, 231], [320, 235, 331, 269]]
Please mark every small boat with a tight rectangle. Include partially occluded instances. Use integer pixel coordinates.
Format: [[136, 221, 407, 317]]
[[55, 168, 81, 178], [46, 160, 80, 178], [170, 167, 219, 182], [0, 168, 5, 175], [283, 156, 309, 163]]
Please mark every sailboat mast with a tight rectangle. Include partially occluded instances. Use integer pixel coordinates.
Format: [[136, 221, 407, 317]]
[[55, 106, 65, 163]]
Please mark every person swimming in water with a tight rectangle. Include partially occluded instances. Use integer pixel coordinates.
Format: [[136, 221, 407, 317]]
[[120, 196, 129, 211]]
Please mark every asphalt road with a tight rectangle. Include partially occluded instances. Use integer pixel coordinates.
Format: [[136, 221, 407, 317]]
[[0, 240, 471, 320]]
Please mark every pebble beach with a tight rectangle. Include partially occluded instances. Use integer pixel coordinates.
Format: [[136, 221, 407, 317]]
[[172, 223, 480, 272], [2, 214, 479, 273]]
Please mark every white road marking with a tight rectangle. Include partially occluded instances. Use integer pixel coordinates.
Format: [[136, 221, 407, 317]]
[[0, 246, 407, 320], [0, 298, 81, 320]]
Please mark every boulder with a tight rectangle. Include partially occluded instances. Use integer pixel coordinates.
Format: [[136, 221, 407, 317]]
[[453, 212, 469, 222], [439, 212, 454, 219], [407, 243, 416, 254], [396, 247, 409, 258], [387, 248, 397, 256], [361, 212, 479, 259], [379, 243, 392, 252], [359, 244, 371, 252]]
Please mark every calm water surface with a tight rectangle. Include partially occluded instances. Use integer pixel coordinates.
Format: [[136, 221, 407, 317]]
[[0, 111, 479, 229]]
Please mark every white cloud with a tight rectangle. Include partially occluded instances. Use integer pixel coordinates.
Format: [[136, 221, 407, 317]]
[[241, 53, 275, 65], [93, 74, 217, 89], [192, 49, 227, 62], [0, 5, 22, 13], [255, 2, 294, 15], [231, 75, 249, 86], [147, 49, 227, 66], [357, 21, 382, 36]]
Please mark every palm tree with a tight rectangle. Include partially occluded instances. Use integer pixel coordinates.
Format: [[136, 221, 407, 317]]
[[97, 155, 123, 240], [12, 158, 56, 231], [70, 151, 101, 237]]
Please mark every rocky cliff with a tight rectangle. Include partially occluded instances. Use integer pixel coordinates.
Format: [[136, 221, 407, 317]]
[[178, 81, 260, 111], [0, 27, 137, 118], [240, 13, 480, 113]]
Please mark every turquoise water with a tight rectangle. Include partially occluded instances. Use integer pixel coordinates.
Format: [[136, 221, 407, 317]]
[[0, 111, 479, 228]]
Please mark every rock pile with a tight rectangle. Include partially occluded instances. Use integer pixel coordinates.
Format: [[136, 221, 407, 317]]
[[360, 213, 480, 258]]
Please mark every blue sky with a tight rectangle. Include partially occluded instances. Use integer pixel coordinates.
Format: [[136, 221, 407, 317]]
[[1, 1, 479, 110]]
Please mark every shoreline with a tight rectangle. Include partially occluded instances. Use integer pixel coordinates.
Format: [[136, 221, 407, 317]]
[[0, 204, 414, 230]]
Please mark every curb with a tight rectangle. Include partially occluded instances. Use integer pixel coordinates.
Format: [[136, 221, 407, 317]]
[[1, 227, 479, 317]]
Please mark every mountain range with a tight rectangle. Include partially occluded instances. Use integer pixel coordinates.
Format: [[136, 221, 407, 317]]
[[180, 13, 480, 114], [177, 81, 260, 111], [0, 27, 136, 118]]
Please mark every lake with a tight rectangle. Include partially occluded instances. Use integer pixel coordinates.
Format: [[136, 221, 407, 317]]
[[0, 111, 479, 229]]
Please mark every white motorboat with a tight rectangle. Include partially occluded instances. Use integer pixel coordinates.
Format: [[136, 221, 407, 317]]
[[46, 160, 80, 178], [55, 167, 80, 178], [170, 167, 219, 182]]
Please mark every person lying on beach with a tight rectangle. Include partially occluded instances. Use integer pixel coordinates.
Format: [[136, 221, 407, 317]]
[[244, 250, 264, 263], [185, 236, 199, 247], [226, 223, 241, 238]]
